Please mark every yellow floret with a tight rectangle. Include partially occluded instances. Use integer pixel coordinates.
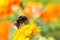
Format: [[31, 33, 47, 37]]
[[13, 23, 41, 40], [25, 37, 30, 40]]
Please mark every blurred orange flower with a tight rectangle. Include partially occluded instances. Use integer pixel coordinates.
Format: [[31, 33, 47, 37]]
[[0, 20, 13, 40], [23, 2, 43, 19], [0, 0, 21, 19], [41, 3, 60, 23]]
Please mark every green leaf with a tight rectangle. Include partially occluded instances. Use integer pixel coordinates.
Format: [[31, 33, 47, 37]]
[[31, 34, 40, 40], [0, 19, 3, 22], [7, 7, 23, 22], [33, 0, 41, 2], [50, 0, 60, 4], [22, 0, 30, 7], [10, 28, 16, 40], [37, 18, 49, 34], [47, 17, 60, 31]]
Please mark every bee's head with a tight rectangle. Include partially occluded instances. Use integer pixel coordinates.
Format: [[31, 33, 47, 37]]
[[14, 15, 29, 29]]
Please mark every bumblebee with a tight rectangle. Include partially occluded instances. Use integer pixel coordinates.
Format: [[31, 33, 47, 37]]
[[14, 15, 29, 29]]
